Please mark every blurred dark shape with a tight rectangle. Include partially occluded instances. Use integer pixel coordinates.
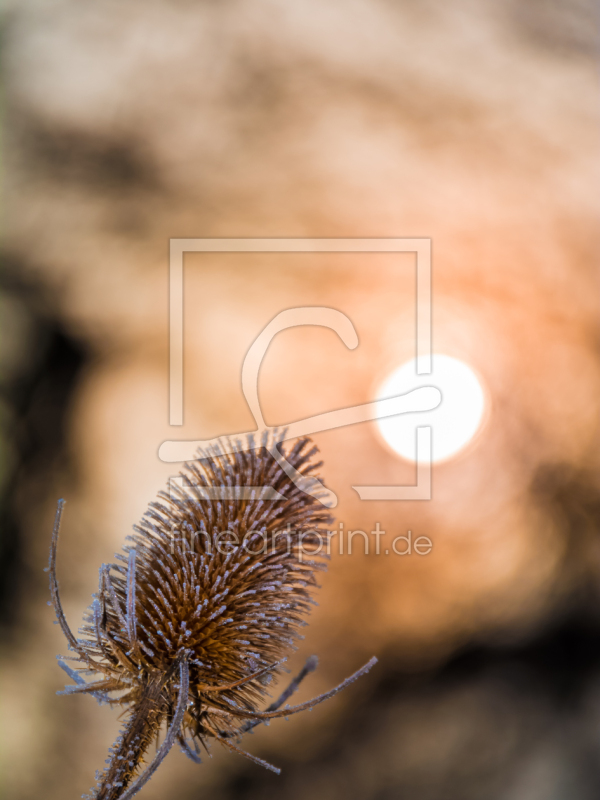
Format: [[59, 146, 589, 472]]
[[207, 616, 600, 800], [531, 463, 600, 620], [14, 112, 163, 194], [0, 266, 88, 627], [510, 0, 600, 58]]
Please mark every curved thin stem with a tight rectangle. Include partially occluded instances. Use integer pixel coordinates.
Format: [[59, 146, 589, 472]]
[[239, 654, 318, 735], [221, 657, 377, 721], [215, 732, 281, 774], [118, 653, 190, 800], [48, 500, 101, 670], [202, 719, 280, 774]]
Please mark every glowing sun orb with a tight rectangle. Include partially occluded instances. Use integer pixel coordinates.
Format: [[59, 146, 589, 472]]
[[376, 354, 486, 463]]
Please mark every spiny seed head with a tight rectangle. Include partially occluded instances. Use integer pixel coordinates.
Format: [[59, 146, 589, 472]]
[[50, 434, 379, 800], [84, 434, 332, 704]]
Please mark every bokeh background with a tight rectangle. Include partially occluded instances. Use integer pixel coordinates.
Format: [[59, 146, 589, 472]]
[[2, 1, 600, 798]]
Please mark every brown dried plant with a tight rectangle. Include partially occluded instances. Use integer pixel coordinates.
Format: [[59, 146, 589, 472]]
[[48, 434, 377, 799]]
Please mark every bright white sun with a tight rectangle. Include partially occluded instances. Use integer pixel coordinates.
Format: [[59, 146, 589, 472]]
[[376, 354, 486, 463]]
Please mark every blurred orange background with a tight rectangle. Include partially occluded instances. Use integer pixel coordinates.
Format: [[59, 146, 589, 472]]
[[2, 2, 600, 798]]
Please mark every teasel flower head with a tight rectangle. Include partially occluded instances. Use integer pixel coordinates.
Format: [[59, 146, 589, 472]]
[[49, 433, 377, 800]]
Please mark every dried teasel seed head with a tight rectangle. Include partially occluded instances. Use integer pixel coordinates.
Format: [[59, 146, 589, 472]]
[[49, 433, 377, 800]]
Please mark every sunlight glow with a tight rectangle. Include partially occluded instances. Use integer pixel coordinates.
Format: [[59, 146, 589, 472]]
[[376, 354, 486, 463]]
